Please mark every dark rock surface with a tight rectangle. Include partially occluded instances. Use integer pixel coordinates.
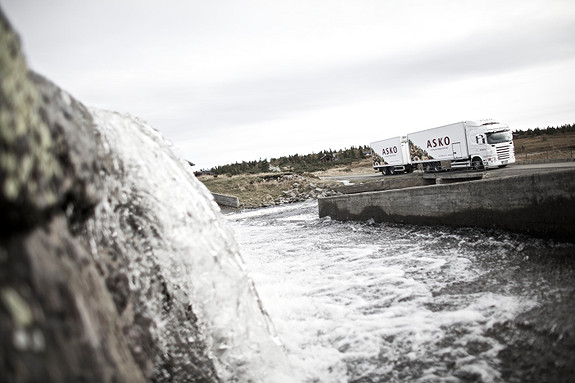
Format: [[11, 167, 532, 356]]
[[0, 11, 65, 236], [1, 8, 290, 383], [1, 9, 151, 382]]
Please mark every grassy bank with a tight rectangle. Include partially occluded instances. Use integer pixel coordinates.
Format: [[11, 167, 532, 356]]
[[514, 131, 575, 163]]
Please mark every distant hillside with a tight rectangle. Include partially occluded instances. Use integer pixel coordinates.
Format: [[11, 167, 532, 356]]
[[199, 125, 575, 208], [513, 127, 575, 163], [201, 124, 575, 177]]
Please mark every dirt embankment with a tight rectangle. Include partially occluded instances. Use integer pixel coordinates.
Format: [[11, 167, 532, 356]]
[[199, 172, 343, 209]]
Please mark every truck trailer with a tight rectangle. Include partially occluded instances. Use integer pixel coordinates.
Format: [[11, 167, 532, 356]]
[[371, 120, 515, 174], [370, 136, 413, 175]]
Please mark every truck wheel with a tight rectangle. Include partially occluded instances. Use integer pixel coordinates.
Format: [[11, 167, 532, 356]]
[[472, 157, 484, 170]]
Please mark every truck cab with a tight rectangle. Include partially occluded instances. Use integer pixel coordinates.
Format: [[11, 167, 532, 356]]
[[467, 121, 515, 169]]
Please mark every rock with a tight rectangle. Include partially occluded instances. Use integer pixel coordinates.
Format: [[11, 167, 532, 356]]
[[1, 217, 147, 383], [1, 10, 147, 380], [0, 8, 293, 383], [0, 11, 64, 235]]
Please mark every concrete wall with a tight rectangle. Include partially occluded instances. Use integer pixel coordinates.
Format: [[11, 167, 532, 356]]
[[335, 176, 432, 194], [334, 172, 484, 194], [213, 193, 240, 208], [318, 169, 575, 241]]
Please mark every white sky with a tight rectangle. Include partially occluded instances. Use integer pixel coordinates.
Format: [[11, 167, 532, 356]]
[[2, 0, 575, 170]]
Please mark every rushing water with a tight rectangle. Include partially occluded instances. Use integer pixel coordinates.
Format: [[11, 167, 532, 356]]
[[87, 109, 295, 382], [226, 201, 575, 383]]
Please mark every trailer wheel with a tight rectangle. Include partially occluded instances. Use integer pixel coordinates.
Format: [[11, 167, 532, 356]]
[[388, 167, 395, 175], [424, 163, 432, 173], [380, 168, 387, 176], [472, 157, 484, 171]]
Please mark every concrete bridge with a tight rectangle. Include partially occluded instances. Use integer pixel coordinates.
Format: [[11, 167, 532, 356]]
[[318, 163, 575, 242]]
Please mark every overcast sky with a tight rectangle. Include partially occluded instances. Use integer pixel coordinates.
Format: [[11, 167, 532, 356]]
[[2, 0, 575, 170]]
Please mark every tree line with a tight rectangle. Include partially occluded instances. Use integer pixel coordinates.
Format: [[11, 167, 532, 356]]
[[207, 145, 370, 176], [513, 123, 575, 138]]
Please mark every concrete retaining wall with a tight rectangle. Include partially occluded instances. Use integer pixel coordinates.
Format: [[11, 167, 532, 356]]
[[318, 169, 575, 241], [335, 176, 432, 194], [212, 193, 240, 208], [335, 171, 484, 195]]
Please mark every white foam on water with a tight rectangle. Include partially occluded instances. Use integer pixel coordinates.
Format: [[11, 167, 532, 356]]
[[229, 202, 538, 382]]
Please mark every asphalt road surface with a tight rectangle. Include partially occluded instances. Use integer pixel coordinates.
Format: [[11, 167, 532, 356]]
[[323, 161, 575, 184]]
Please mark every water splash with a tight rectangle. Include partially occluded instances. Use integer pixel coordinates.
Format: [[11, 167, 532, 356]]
[[84, 109, 295, 382]]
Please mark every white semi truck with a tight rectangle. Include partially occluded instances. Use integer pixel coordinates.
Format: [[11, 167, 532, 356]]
[[371, 120, 515, 174]]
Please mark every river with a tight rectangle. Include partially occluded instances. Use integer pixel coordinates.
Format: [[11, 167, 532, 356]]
[[225, 201, 575, 383]]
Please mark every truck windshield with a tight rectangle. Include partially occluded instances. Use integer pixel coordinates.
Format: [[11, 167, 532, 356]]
[[486, 130, 513, 144]]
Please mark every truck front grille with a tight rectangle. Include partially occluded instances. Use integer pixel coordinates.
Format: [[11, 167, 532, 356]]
[[496, 145, 511, 160]]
